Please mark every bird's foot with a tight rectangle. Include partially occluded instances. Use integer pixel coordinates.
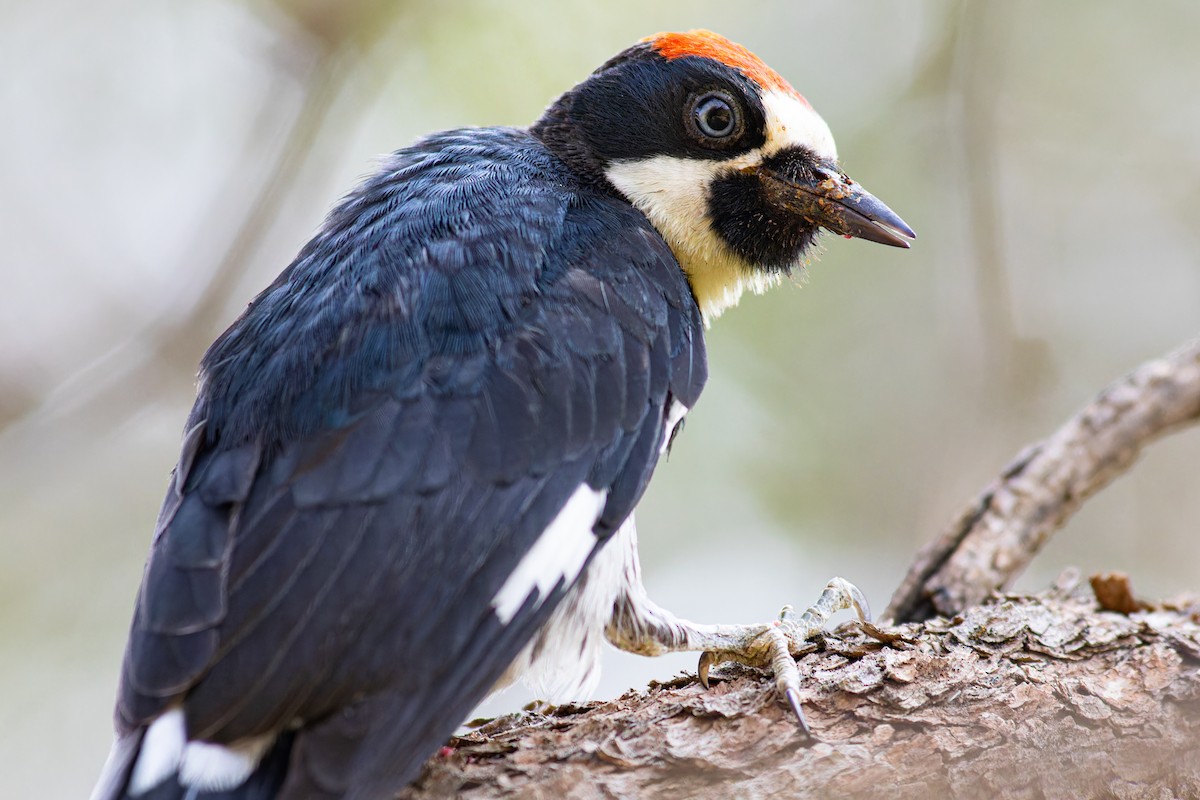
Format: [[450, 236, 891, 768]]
[[695, 577, 871, 733]]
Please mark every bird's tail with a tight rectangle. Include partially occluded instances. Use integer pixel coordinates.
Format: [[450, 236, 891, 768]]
[[90, 722, 293, 800]]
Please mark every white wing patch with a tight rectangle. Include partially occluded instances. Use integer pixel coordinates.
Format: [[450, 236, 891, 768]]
[[180, 735, 273, 792], [128, 708, 186, 795], [122, 707, 272, 796], [503, 513, 641, 702], [491, 484, 608, 624], [660, 399, 689, 455]]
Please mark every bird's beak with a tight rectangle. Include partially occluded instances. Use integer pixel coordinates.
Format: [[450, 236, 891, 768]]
[[759, 161, 916, 249]]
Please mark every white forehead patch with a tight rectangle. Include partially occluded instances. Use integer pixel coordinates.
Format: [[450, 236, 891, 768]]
[[760, 89, 837, 161]]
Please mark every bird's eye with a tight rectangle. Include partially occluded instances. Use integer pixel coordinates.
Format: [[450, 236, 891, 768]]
[[689, 92, 741, 142]]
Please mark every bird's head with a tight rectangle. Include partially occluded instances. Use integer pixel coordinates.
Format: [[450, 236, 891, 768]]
[[532, 29, 915, 323]]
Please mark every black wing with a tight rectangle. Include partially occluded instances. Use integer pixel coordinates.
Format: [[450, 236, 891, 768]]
[[113, 128, 706, 798]]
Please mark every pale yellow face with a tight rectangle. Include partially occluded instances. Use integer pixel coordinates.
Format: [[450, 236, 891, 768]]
[[604, 89, 838, 325]]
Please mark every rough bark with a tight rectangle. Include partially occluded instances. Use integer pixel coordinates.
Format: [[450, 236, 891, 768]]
[[887, 338, 1200, 623], [405, 586, 1200, 799]]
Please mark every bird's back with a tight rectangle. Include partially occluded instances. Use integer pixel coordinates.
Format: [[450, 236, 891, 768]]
[[98, 126, 706, 800]]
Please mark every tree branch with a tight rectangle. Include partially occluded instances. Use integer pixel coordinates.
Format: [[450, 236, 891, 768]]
[[886, 338, 1200, 623], [405, 589, 1200, 799]]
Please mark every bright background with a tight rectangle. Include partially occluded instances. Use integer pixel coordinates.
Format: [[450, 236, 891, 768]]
[[2, 1, 1198, 796]]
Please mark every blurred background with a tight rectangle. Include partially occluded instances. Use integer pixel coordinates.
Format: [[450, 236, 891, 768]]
[[2, 0, 1198, 796]]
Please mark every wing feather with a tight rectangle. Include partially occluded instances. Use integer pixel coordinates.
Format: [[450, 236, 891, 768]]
[[113, 127, 708, 797]]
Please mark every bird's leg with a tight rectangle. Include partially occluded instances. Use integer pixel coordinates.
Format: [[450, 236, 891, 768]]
[[602, 521, 870, 732]]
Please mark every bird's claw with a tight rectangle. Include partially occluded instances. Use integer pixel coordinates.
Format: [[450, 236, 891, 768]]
[[695, 577, 871, 730], [697, 650, 717, 689], [784, 687, 810, 736]]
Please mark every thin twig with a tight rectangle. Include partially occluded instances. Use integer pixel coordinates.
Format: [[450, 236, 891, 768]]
[[886, 338, 1200, 623]]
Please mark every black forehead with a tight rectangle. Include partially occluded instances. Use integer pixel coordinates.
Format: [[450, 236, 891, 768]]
[[565, 45, 769, 163]]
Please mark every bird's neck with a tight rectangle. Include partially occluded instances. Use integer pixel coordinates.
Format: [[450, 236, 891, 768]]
[[530, 95, 618, 194]]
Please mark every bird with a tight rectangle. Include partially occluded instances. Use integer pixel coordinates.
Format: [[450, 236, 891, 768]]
[[92, 29, 914, 800]]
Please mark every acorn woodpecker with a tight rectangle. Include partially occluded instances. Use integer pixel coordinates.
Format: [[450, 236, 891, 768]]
[[93, 30, 914, 800]]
